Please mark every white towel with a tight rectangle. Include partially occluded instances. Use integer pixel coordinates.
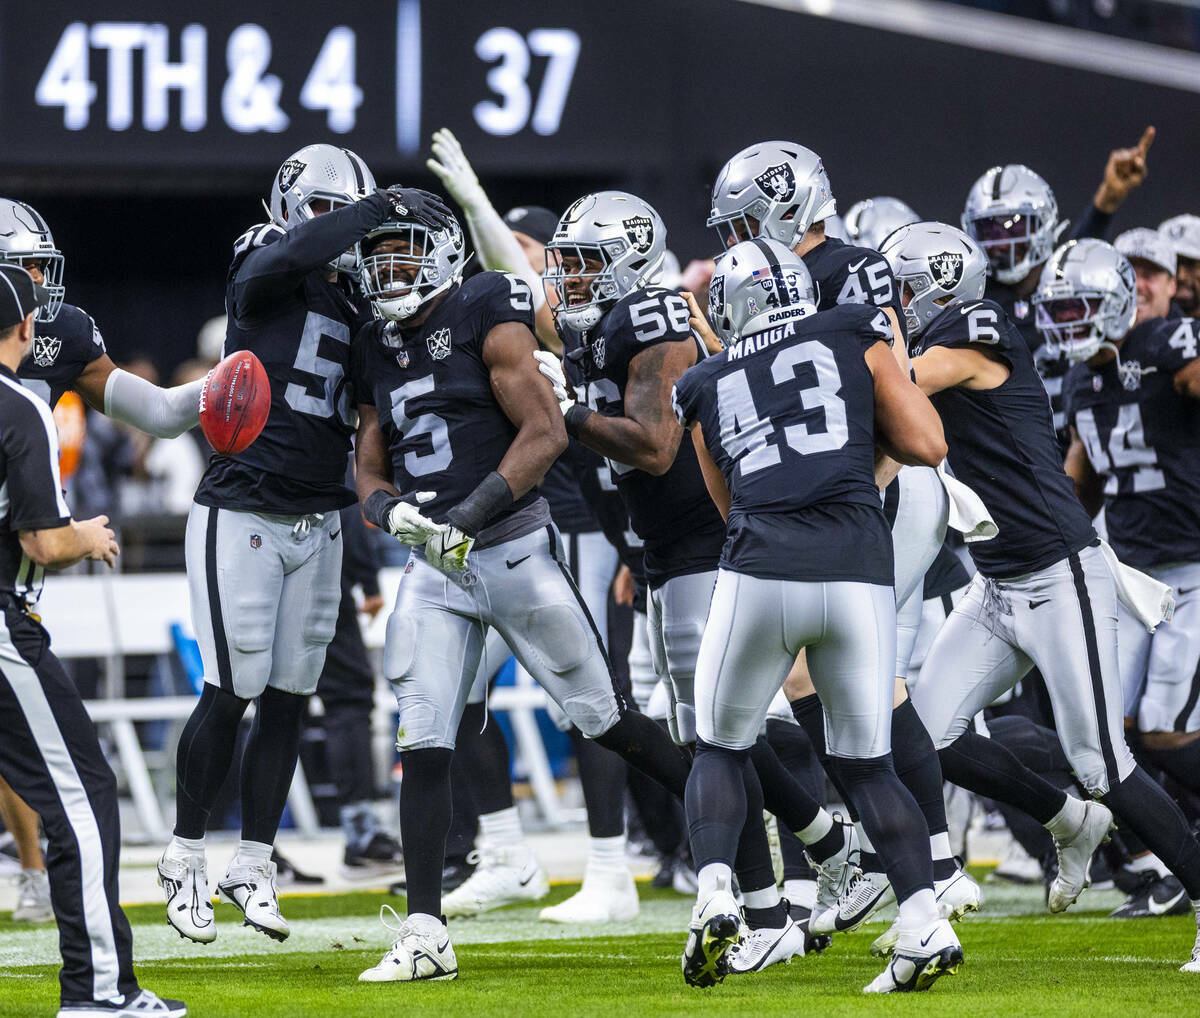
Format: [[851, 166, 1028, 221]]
[[1099, 540, 1176, 633], [937, 464, 998, 543]]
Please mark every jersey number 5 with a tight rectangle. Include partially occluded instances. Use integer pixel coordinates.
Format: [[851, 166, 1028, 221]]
[[285, 312, 353, 424], [717, 341, 849, 475], [389, 375, 454, 477]]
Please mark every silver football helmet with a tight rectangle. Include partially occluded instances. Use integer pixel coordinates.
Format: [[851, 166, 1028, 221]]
[[0, 199, 64, 321], [545, 191, 666, 332], [962, 165, 1061, 285], [880, 222, 987, 338], [708, 141, 836, 251], [358, 212, 466, 322], [844, 197, 920, 251], [708, 238, 817, 345], [1032, 239, 1136, 361], [1159, 214, 1200, 262], [267, 144, 376, 273]]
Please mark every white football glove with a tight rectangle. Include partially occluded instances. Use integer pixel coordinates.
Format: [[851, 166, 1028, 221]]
[[425, 129, 487, 216], [533, 350, 575, 415], [385, 491, 441, 546], [425, 525, 475, 574]]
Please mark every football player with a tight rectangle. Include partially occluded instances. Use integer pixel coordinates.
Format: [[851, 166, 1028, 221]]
[[542, 191, 856, 972], [350, 204, 695, 983], [673, 238, 959, 993], [702, 142, 978, 937], [156, 144, 452, 944], [1056, 237, 1200, 920], [885, 223, 1200, 973], [0, 197, 210, 925], [1159, 214, 1200, 316], [843, 197, 920, 252]]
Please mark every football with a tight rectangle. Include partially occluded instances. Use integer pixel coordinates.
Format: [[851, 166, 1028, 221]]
[[198, 350, 270, 455]]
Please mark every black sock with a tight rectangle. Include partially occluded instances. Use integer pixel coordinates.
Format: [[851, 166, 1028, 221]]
[[733, 756, 776, 895], [456, 703, 515, 815], [594, 710, 691, 799], [627, 760, 686, 857], [830, 754, 933, 904], [1102, 765, 1200, 899], [939, 730, 1067, 825], [806, 821, 847, 865], [744, 901, 789, 930], [447, 750, 479, 865], [750, 736, 822, 833], [892, 700, 949, 836], [570, 727, 627, 838], [240, 687, 308, 845], [399, 748, 454, 917], [765, 718, 827, 805], [686, 740, 748, 870], [988, 714, 1074, 777], [1142, 739, 1200, 797], [323, 701, 375, 805], [791, 694, 858, 820], [174, 685, 250, 839]]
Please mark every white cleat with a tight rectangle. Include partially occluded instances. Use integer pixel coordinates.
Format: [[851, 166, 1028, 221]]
[[539, 865, 638, 923], [812, 867, 895, 934], [157, 852, 215, 944], [57, 988, 188, 1016], [217, 860, 289, 941], [441, 844, 549, 918], [871, 869, 981, 958], [359, 905, 457, 982], [1183, 912, 1200, 973], [863, 917, 963, 993], [1048, 800, 1113, 913], [813, 816, 860, 916], [682, 888, 742, 987], [12, 868, 53, 922], [727, 916, 806, 974]]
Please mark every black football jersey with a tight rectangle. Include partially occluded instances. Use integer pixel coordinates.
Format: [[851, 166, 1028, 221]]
[[803, 236, 903, 325], [560, 286, 726, 589], [351, 271, 541, 527], [673, 304, 894, 584], [923, 539, 971, 599], [18, 303, 106, 409], [1064, 316, 1200, 569], [917, 299, 1095, 578], [540, 449, 600, 534]]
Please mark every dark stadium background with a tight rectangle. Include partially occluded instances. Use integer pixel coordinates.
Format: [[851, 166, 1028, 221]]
[[1, 0, 1196, 377]]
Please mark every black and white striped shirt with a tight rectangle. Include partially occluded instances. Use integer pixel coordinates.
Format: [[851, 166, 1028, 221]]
[[0, 365, 70, 606]]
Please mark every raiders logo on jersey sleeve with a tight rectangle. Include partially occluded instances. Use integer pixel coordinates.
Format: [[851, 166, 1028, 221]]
[[754, 163, 796, 202]]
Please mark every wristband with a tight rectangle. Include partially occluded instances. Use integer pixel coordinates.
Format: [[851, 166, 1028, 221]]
[[564, 403, 594, 439], [363, 489, 402, 532], [444, 471, 514, 537]]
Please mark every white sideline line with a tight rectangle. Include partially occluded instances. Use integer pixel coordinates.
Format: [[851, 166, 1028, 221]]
[[740, 0, 1200, 94]]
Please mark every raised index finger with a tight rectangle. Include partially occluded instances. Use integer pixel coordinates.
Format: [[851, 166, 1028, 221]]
[[1136, 125, 1156, 157]]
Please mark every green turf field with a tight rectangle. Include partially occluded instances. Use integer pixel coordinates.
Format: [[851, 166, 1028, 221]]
[[3, 873, 1197, 1017]]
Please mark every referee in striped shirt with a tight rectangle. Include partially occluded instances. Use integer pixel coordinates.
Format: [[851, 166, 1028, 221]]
[[0, 265, 185, 1018]]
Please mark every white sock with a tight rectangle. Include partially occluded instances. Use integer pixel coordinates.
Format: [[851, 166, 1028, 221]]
[[742, 884, 781, 910], [407, 911, 444, 935], [896, 887, 938, 931], [168, 835, 205, 861], [930, 832, 954, 868], [587, 834, 627, 872], [783, 877, 817, 911], [479, 806, 523, 847], [1128, 853, 1170, 879], [796, 809, 833, 845], [1044, 794, 1086, 840], [697, 862, 733, 898], [234, 839, 273, 867]]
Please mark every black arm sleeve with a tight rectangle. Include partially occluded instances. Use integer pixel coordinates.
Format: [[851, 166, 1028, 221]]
[[5, 400, 71, 532], [233, 191, 392, 316], [1066, 203, 1115, 243], [339, 501, 381, 596]]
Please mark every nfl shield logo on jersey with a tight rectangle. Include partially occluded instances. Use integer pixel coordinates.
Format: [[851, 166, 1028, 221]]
[[250, 534, 262, 549], [427, 328, 453, 360], [396, 348, 410, 368], [32, 335, 61, 368], [929, 251, 964, 289], [754, 163, 796, 202], [277, 159, 306, 194], [623, 216, 654, 254]]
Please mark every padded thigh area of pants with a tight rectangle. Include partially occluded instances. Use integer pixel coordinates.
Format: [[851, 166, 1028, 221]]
[[225, 579, 277, 655], [383, 610, 420, 680], [521, 603, 590, 674], [301, 582, 342, 647]]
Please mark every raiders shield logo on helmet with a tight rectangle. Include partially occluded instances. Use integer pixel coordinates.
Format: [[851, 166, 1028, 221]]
[[32, 335, 61, 368], [754, 163, 796, 202], [427, 328, 453, 360], [277, 159, 307, 195], [622, 216, 654, 254], [929, 251, 965, 289], [708, 274, 726, 318]]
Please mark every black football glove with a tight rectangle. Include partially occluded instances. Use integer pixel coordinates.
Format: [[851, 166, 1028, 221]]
[[384, 186, 455, 230]]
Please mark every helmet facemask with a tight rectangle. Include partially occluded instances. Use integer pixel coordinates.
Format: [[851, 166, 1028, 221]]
[[1032, 292, 1108, 361], [963, 208, 1057, 285], [545, 243, 622, 332], [359, 221, 465, 322], [2, 251, 65, 322]]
